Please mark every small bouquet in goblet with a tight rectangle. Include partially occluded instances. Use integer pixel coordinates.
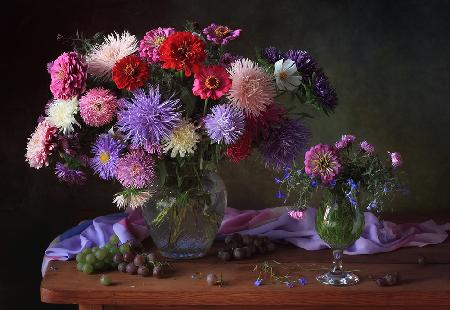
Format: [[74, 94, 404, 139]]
[[277, 135, 406, 286]]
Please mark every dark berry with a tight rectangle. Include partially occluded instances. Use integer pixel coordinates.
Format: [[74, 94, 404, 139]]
[[224, 235, 233, 245], [233, 247, 246, 260], [123, 252, 135, 263], [153, 265, 164, 278], [137, 266, 150, 276], [206, 273, 218, 286], [126, 263, 137, 275], [113, 253, 123, 264], [266, 243, 276, 252], [218, 251, 231, 261], [117, 262, 128, 273], [133, 254, 146, 267]]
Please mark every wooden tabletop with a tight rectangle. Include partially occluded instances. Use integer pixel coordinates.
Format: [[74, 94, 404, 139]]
[[41, 234, 450, 310]]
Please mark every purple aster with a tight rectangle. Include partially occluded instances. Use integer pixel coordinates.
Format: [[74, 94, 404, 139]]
[[115, 148, 156, 189], [313, 70, 338, 111], [260, 119, 311, 170], [335, 134, 356, 150], [202, 24, 241, 45], [117, 85, 181, 146], [90, 134, 125, 180], [139, 27, 175, 63], [360, 141, 375, 154], [220, 52, 242, 68], [389, 151, 403, 168], [55, 162, 87, 185], [203, 104, 245, 144], [261, 46, 283, 64], [284, 50, 317, 78]]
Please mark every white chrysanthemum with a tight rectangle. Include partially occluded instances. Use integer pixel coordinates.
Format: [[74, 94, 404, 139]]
[[113, 189, 154, 210], [163, 121, 200, 158], [46, 97, 79, 134], [87, 31, 138, 81], [274, 59, 302, 91]]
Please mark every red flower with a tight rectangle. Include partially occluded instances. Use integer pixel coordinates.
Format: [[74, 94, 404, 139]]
[[112, 55, 149, 90], [192, 65, 231, 100], [225, 131, 252, 163], [246, 103, 286, 139], [159, 32, 206, 77]]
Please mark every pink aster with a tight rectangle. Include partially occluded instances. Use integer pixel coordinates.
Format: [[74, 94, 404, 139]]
[[139, 27, 175, 64], [227, 58, 276, 116], [25, 120, 58, 169], [79, 88, 118, 127], [389, 151, 403, 168], [193, 65, 231, 100], [50, 52, 87, 100], [116, 148, 156, 189], [360, 140, 375, 154], [202, 24, 241, 45], [288, 210, 304, 220], [304, 144, 341, 184], [335, 134, 356, 150]]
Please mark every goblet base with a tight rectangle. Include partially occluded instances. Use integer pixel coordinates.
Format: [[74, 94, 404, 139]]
[[316, 270, 360, 286]]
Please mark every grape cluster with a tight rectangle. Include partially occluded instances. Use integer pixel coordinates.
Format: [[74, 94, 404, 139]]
[[116, 250, 171, 278], [218, 233, 276, 261], [75, 234, 123, 274]]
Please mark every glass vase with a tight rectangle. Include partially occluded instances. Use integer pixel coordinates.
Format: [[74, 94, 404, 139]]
[[141, 171, 226, 259], [315, 194, 365, 286]]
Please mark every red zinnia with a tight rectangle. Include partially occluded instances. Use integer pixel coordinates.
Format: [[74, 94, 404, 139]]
[[159, 32, 206, 77], [192, 65, 231, 100], [225, 131, 252, 163], [112, 55, 149, 90]]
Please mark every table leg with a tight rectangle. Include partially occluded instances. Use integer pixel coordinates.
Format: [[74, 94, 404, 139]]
[[79, 304, 103, 310]]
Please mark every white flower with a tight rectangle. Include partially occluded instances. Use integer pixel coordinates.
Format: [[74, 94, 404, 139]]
[[113, 189, 154, 210], [46, 97, 79, 134], [274, 59, 302, 91], [163, 121, 200, 158], [87, 31, 138, 81]]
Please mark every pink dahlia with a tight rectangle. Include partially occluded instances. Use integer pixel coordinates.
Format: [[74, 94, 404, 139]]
[[304, 144, 341, 184], [389, 152, 403, 168], [50, 52, 87, 100], [116, 149, 156, 189], [227, 58, 275, 116], [193, 65, 231, 100], [79, 88, 118, 127], [139, 27, 175, 64], [25, 120, 58, 169]]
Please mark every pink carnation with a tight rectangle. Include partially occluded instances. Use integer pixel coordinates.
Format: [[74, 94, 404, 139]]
[[389, 152, 403, 168], [79, 88, 118, 127], [25, 120, 58, 169], [139, 27, 175, 63], [50, 52, 87, 100], [304, 144, 341, 184]]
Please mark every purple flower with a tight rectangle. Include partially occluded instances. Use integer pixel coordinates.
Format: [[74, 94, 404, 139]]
[[298, 277, 308, 285], [203, 24, 241, 45], [55, 162, 87, 185], [254, 278, 263, 287], [347, 179, 358, 190], [313, 70, 338, 111], [90, 134, 125, 180], [204, 104, 245, 144], [389, 152, 403, 168], [276, 190, 286, 199], [139, 27, 175, 63], [286, 282, 295, 288], [260, 119, 311, 170], [335, 134, 356, 150], [117, 85, 181, 146], [284, 50, 316, 78], [261, 46, 283, 64], [304, 144, 341, 184], [360, 141, 375, 154], [220, 53, 242, 68], [116, 148, 156, 189]]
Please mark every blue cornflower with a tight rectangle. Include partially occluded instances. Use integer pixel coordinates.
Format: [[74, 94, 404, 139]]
[[347, 179, 358, 190], [367, 200, 378, 211], [254, 278, 263, 287], [286, 282, 295, 288], [298, 277, 308, 285], [310, 179, 318, 188], [276, 191, 286, 199], [274, 177, 282, 184], [328, 179, 337, 188]]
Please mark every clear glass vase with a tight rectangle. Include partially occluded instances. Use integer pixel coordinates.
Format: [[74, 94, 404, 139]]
[[141, 171, 226, 259], [315, 193, 365, 286]]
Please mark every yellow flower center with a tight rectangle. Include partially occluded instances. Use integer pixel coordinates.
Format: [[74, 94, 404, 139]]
[[93, 101, 103, 111], [154, 36, 165, 46], [312, 152, 335, 175], [99, 151, 110, 164], [214, 26, 230, 38], [124, 63, 136, 76], [131, 164, 142, 176], [279, 71, 288, 81], [205, 76, 220, 89]]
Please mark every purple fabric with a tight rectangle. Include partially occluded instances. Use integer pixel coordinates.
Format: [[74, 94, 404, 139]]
[[42, 207, 450, 276]]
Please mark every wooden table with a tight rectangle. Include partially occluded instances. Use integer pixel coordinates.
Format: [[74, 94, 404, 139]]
[[41, 232, 450, 310]]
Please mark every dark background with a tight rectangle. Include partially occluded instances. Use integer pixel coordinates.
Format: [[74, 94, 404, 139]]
[[1, 0, 450, 308]]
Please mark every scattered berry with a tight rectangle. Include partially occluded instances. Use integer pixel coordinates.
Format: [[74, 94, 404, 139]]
[[100, 274, 112, 286], [137, 266, 150, 277], [206, 273, 218, 286]]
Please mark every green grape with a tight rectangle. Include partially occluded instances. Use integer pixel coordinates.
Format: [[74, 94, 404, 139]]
[[109, 235, 120, 245], [91, 247, 99, 253], [94, 261, 105, 270], [76, 262, 84, 271], [82, 264, 94, 274], [76, 253, 86, 263], [109, 246, 119, 255], [103, 243, 112, 250], [95, 249, 107, 260], [119, 244, 131, 254], [104, 255, 113, 267], [85, 253, 97, 265], [82, 248, 92, 255], [100, 274, 112, 286]]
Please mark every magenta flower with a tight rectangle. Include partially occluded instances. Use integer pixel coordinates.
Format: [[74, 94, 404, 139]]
[[203, 24, 241, 45], [50, 52, 87, 100], [79, 88, 118, 127], [304, 144, 341, 184], [55, 163, 87, 185], [360, 141, 375, 154], [335, 134, 356, 150], [139, 27, 175, 63], [389, 152, 403, 168], [288, 210, 304, 220], [116, 149, 156, 189]]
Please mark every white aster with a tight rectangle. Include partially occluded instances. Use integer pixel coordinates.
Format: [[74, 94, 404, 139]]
[[87, 31, 138, 81], [46, 97, 79, 134], [274, 59, 302, 91], [113, 189, 154, 210], [162, 121, 200, 158]]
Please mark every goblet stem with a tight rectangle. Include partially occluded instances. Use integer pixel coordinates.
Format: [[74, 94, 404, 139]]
[[331, 249, 343, 275]]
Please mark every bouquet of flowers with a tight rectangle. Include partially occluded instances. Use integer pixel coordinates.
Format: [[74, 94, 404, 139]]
[[25, 22, 338, 211]]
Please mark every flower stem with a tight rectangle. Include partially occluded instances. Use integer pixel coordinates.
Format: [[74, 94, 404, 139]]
[[203, 98, 209, 115]]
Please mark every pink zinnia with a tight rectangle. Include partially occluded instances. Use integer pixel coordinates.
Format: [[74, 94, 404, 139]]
[[139, 27, 175, 64], [50, 52, 87, 100], [304, 144, 341, 184], [288, 210, 304, 220], [79, 88, 118, 127], [116, 149, 156, 189], [25, 120, 58, 169], [227, 58, 275, 116], [389, 152, 403, 168], [192, 65, 231, 100], [360, 141, 375, 154]]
